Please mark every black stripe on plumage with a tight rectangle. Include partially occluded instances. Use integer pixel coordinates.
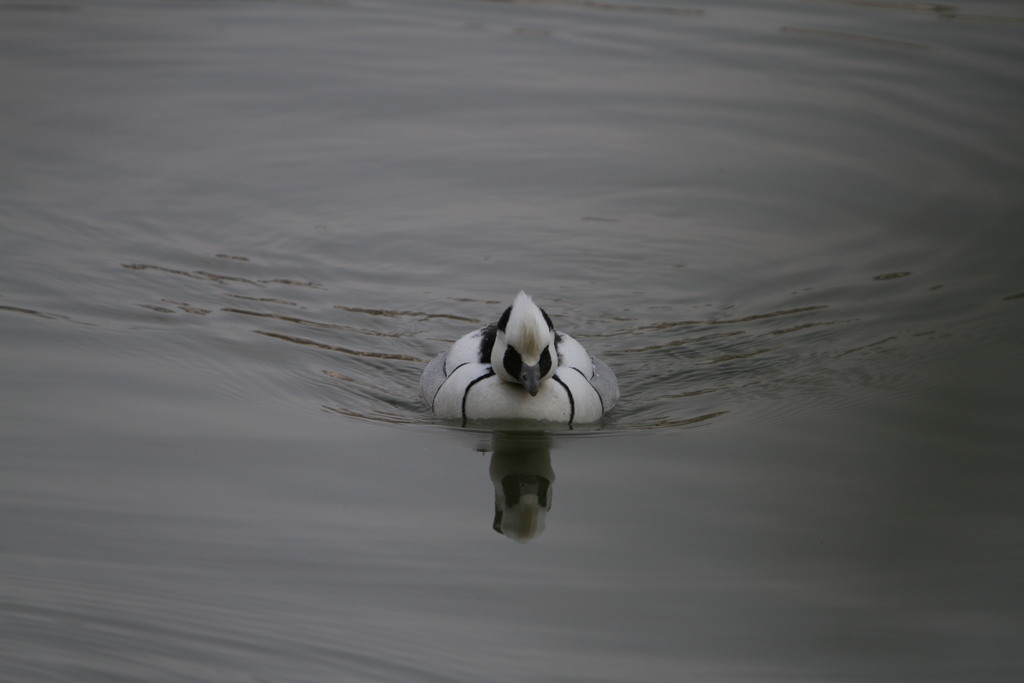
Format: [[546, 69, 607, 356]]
[[478, 324, 497, 363], [462, 368, 495, 420], [540, 307, 554, 331], [569, 366, 603, 413], [551, 374, 575, 425], [496, 305, 512, 332], [481, 304, 513, 364]]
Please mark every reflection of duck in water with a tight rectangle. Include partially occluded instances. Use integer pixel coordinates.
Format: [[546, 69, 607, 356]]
[[421, 291, 618, 426], [488, 432, 555, 543]]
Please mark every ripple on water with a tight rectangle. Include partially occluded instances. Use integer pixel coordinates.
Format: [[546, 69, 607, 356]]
[[5, 225, 1009, 439], [98, 252, 1007, 437]]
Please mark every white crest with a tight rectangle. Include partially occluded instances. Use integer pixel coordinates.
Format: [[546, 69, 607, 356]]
[[504, 291, 550, 363]]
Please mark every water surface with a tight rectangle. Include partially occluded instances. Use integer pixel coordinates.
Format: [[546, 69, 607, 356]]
[[2, 0, 1023, 680]]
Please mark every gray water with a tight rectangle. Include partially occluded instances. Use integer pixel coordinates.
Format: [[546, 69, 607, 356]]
[[2, 0, 1024, 680]]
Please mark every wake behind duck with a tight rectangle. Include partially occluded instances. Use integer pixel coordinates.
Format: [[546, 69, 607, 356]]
[[420, 292, 618, 425]]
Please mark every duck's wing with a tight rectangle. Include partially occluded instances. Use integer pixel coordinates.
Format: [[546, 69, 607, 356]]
[[421, 326, 494, 407], [589, 355, 619, 411], [420, 350, 450, 406]]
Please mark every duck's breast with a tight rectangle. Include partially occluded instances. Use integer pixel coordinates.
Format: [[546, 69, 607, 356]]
[[467, 375, 574, 422], [431, 366, 573, 422]]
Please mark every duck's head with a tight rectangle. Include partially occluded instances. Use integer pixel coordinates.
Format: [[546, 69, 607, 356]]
[[491, 291, 558, 396]]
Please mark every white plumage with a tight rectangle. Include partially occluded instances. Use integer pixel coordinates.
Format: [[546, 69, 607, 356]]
[[420, 292, 618, 425]]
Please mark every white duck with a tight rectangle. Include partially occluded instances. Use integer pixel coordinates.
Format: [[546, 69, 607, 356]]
[[420, 291, 618, 425]]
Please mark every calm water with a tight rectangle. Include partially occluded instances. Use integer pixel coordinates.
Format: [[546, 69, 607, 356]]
[[3, 0, 1023, 680]]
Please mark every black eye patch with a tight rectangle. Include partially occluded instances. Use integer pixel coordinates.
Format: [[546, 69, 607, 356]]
[[539, 347, 552, 377], [503, 346, 523, 379]]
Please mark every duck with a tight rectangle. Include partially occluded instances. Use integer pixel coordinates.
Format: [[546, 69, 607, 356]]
[[420, 291, 618, 425]]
